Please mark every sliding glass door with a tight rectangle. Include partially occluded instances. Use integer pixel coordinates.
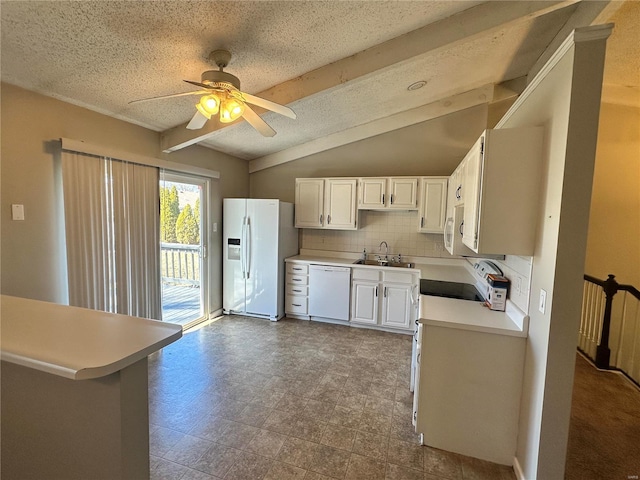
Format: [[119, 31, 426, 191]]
[[160, 172, 209, 328]]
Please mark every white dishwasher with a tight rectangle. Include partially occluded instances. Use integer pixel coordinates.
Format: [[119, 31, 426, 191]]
[[308, 265, 351, 321]]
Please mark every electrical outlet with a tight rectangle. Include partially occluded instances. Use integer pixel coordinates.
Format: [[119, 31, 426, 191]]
[[516, 276, 523, 295], [539, 289, 547, 314]]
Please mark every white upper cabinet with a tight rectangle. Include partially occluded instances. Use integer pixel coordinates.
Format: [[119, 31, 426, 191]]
[[418, 177, 448, 233], [295, 179, 324, 228], [461, 127, 544, 255], [325, 179, 358, 230], [358, 178, 387, 209], [358, 177, 418, 210], [295, 178, 357, 230], [450, 166, 464, 206], [388, 178, 418, 209]]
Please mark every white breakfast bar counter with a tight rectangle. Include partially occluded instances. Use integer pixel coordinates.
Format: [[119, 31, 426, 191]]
[[0, 295, 182, 480]]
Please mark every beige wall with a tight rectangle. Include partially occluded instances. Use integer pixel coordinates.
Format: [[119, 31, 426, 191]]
[[0, 83, 249, 309], [585, 102, 640, 287], [499, 34, 608, 479], [249, 104, 488, 202]]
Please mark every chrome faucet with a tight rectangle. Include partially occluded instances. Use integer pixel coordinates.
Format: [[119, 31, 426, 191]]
[[379, 241, 389, 257]]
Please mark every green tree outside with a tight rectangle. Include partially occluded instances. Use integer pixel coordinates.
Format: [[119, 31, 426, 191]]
[[160, 185, 180, 243], [176, 204, 200, 245]]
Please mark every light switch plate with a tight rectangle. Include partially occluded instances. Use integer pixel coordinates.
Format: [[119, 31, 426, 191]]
[[539, 289, 547, 314], [11, 204, 25, 221]]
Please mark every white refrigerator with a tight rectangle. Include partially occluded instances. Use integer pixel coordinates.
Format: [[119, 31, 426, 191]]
[[223, 199, 298, 321]]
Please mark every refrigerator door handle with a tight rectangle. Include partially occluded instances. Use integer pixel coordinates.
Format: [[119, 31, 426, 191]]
[[241, 217, 247, 279], [246, 218, 251, 279]]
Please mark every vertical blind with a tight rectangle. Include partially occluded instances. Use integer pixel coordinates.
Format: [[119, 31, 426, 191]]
[[61, 150, 161, 320]]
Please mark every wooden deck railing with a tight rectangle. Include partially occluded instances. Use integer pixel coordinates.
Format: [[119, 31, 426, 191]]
[[579, 274, 640, 385], [161, 243, 200, 285]]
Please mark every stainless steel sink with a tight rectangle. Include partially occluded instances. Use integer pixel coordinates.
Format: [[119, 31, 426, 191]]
[[352, 259, 415, 268], [353, 259, 380, 266], [388, 261, 415, 268]]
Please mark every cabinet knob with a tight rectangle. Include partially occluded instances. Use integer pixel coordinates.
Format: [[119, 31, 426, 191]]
[[382, 194, 385, 205], [327, 214, 331, 224], [390, 194, 394, 204], [420, 217, 424, 228]]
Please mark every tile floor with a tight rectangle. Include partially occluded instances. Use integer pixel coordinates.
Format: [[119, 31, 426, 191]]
[[148, 315, 516, 480]]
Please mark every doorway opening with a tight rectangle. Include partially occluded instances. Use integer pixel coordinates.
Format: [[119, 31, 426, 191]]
[[160, 173, 209, 328]]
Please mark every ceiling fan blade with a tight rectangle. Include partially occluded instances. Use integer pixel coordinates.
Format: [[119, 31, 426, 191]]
[[183, 79, 215, 90], [240, 92, 297, 119], [186, 110, 209, 130], [128, 90, 209, 104], [242, 105, 276, 137]]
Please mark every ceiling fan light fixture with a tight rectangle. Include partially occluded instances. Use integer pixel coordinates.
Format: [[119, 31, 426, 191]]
[[196, 94, 220, 118], [195, 103, 211, 119], [219, 96, 245, 123]]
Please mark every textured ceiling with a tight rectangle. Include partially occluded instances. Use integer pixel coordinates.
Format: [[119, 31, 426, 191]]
[[1, 1, 637, 163]]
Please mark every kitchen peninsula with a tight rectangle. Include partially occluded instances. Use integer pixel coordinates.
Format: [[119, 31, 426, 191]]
[[0, 295, 182, 480]]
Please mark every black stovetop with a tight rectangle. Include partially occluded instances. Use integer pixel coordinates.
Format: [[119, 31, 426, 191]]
[[420, 279, 484, 302]]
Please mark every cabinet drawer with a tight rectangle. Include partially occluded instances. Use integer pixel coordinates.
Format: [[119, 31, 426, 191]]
[[286, 273, 308, 285], [286, 284, 308, 296], [352, 268, 380, 281], [286, 295, 308, 314], [383, 271, 414, 284], [287, 263, 309, 275]]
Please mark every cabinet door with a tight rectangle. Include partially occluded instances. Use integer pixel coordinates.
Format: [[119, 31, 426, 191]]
[[381, 283, 412, 329], [462, 137, 483, 251], [451, 167, 464, 206], [295, 179, 324, 228], [325, 179, 358, 230], [388, 178, 418, 209], [351, 281, 379, 325], [418, 177, 448, 233], [358, 178, 386, 209]]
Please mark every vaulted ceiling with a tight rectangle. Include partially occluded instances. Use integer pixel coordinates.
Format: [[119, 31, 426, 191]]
[[1, 1, 636, 171]]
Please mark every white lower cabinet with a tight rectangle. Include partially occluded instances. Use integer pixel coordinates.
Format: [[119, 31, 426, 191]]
[[351, 268, 417, 331], [351, 281, 378, 325], [285, 261, 309, 317], [381, 284, 413, 329]]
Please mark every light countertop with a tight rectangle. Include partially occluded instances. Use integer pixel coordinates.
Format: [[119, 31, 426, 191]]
[[286, 251, 528, 338], [286, 253, 472, 280], [419, 295, 528, 337], [1, 295, 183, 380]]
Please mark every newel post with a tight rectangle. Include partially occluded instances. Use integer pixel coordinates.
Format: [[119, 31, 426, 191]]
[[595, 274, 619, 369]]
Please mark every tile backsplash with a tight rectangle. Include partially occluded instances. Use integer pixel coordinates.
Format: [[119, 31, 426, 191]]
[[301, 210, 447, 258]]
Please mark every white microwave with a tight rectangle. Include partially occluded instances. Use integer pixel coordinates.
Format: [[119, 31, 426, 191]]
[[444, 205, 478, 256]]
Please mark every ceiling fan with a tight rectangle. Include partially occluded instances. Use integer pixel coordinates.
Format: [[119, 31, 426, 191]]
[[129, 50, 296, 137]]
